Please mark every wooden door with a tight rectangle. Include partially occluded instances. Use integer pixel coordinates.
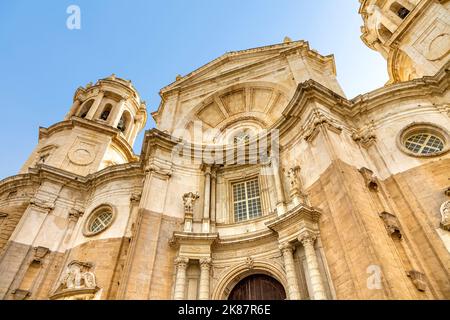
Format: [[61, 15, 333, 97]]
[[228, 274, 286, 300]]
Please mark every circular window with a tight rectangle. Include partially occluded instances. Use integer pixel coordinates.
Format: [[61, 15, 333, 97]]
[[83, 205, 116, 237], [398, 123, 449, 157]]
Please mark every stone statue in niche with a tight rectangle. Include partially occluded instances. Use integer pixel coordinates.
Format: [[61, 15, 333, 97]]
[[56, 261, 96, 292], [182, 192, 199, 232], [440, 200, 450, 231], [183, 192, 199, 214], [286, 166, 308, 205]]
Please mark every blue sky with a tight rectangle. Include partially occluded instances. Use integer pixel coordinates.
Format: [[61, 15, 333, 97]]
[[0, 1, 388, 179]]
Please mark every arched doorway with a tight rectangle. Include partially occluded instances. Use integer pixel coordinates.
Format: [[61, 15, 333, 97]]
[[228, 274, 286, 300]]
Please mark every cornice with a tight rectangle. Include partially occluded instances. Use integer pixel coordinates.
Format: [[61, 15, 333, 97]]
[[0, 162, 144, 196], [143, 63, 448, 166], [38, 117, 139, 162], [281, 61, 449, 121]]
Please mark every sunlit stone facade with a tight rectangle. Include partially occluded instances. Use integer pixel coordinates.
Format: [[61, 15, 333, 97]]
[[0, 1, 449, 300]]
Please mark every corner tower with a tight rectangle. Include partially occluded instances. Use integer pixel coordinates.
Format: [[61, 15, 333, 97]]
[[21, 74, 147, 176], [359, 0, 450, 83]]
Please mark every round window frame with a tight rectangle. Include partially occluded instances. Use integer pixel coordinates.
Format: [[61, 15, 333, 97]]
[[83, 204, 117, 237], [397, 122, 450, 158]]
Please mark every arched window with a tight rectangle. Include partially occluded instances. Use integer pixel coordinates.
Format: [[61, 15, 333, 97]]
[[378, 24, 393, 43], [83, 205, 116, 237], [78, 100, 94, 119], [390, 2, 410, 19], [398, 123, 449, 157], [404, 133, 444, 155], [117, 111, 132, 134], [99, 103, 112, 121]]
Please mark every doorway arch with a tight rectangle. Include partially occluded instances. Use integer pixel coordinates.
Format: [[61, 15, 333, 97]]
[[228, 274, 286, 300], [211, 260, 288, 300]]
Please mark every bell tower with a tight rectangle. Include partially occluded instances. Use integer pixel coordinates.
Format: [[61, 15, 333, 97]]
[[359, 0, 450, 83], [21, 74, 147, 176]]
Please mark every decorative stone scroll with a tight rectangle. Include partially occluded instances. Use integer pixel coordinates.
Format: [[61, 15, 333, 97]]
[[358, 167, 379, 191], [182, 192, 199, 232], [440, 200, 450, 231]]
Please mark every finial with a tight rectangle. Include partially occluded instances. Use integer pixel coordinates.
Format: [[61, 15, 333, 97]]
[[176, 74, 182, 81], [284, 36, 292, 43], [110, 73, 116, 80], [86, 82, 93, 88]]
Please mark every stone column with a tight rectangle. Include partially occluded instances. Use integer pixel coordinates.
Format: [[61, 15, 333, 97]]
[[280, 243, 301, 300], [271, 156, 286, 215], [173, 257, 189, 300], [202, 165, 211, 233], [111, 98, 127, 128], [298, 231, 327, 300], [199, 258, 212, 300], [210, 170, 217, 227], [86, 90, 104, 119], [65, 99, 81, 120]]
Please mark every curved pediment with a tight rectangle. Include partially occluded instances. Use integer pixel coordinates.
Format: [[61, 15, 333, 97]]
[[174, 82, 290, 143]]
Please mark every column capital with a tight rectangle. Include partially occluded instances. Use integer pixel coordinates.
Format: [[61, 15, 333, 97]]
[[201, 163, 212, 175], [279, 242, 295, 254], [174, 256, 189, 269], [298, 231, 318, 246], [200, 257, 212, 269]]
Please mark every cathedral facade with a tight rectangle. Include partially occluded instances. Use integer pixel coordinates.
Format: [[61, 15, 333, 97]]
[[0, 0, 449, 300]]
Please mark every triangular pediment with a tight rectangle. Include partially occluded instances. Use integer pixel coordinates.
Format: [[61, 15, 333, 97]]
[[160, 40, 310, 95]]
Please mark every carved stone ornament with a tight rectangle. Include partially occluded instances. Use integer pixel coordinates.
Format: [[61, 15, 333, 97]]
[[69, 204, 85, 222], [130, 192, 142, 203], [245, 257, 254, 270], [358, 167, 379, 191], [352, 121, 376, 147], [304, 110, 342, 142], [33, 246, 50, 264], [440, 200, 450, 231], [379, 212, 402, 239], [287, 167, 301, 194], [182, 192, 200, 214], [54, 261, 97, 294], [445, 187, 450, 197], [407, 270, 427, 292], [29, 197, 54, 213]]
